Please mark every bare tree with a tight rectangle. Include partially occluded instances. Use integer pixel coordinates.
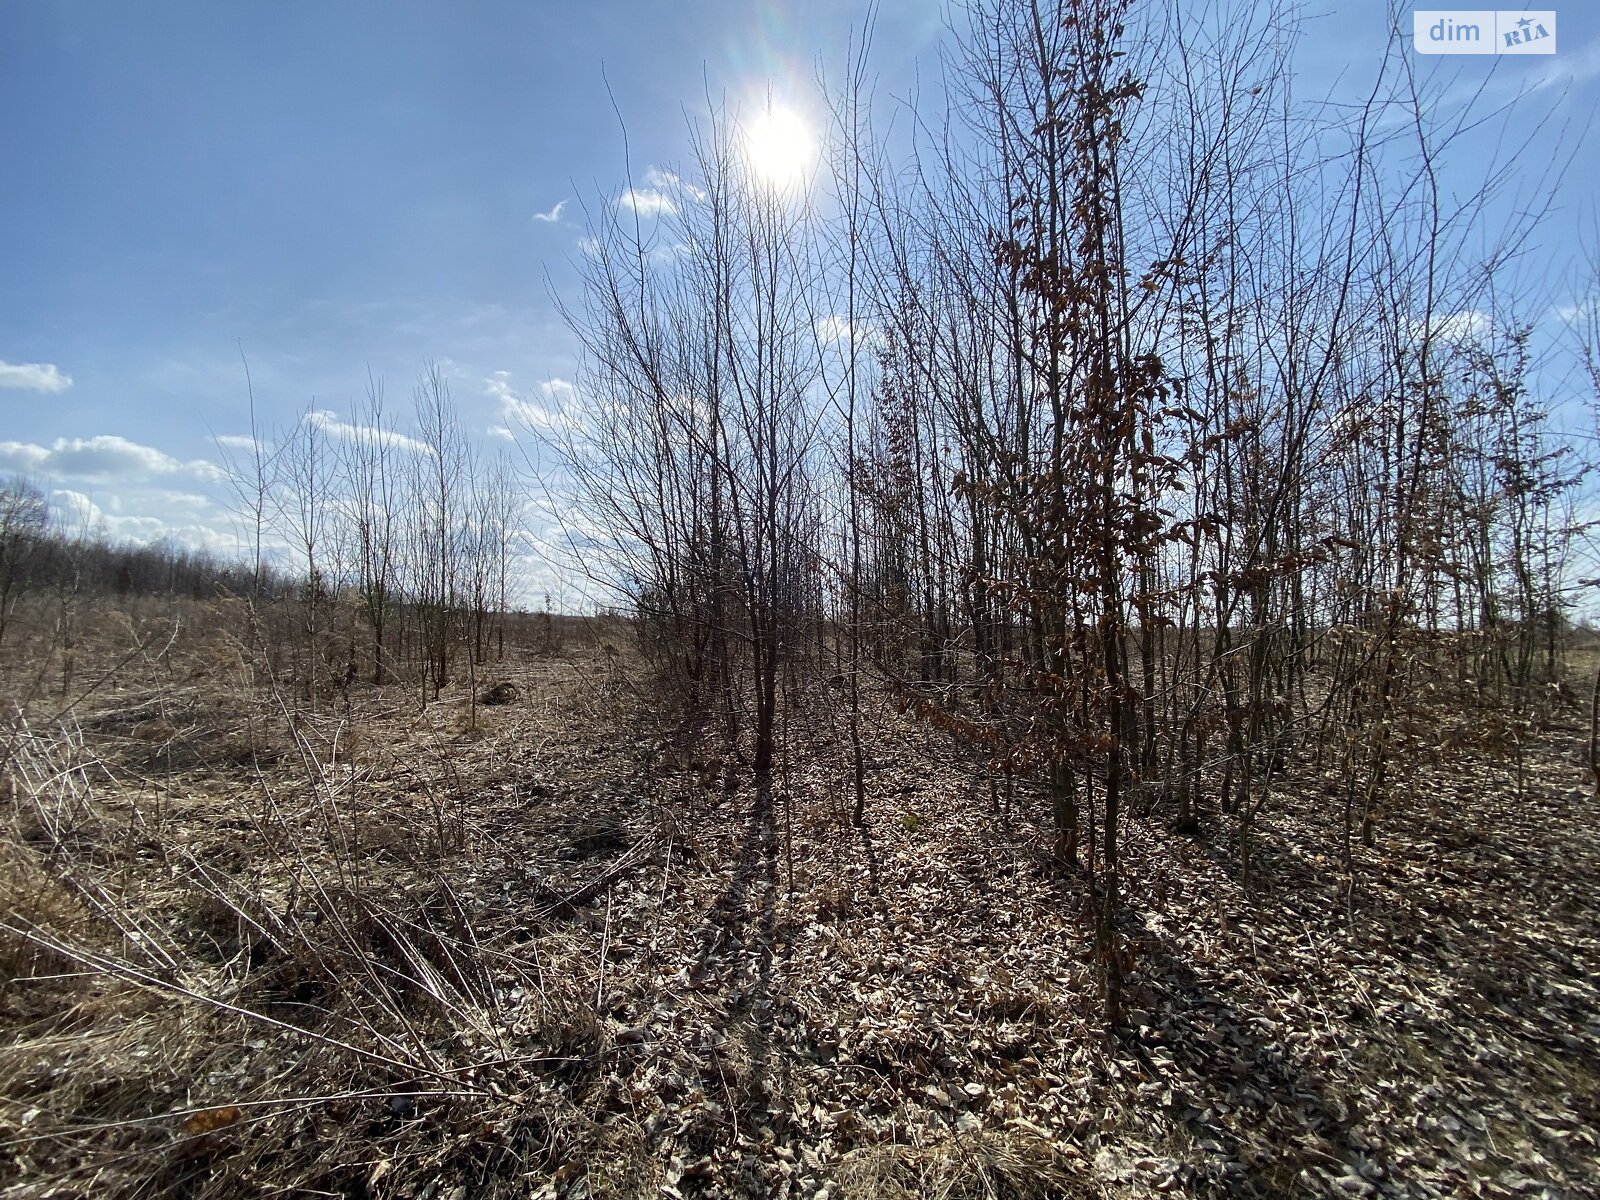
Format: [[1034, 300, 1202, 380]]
[[0, 477, 48, 650], [344, 370, 400, 684], [554, 101, 827, 786], [279, 403, 333, 705], [411, 363, 468, 704]]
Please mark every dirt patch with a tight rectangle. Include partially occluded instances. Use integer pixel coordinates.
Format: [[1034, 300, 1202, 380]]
[[480, 680, 521, 706]]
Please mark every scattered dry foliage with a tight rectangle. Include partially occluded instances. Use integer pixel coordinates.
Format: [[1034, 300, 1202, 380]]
[[1, 599, 1596, 1199]]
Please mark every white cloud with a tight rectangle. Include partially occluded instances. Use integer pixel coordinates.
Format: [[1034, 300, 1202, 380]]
[[303, 409, 433, 456], [53, 436, 188, 478], [0, 443, 49, 473], [50, 489, 106, 532], [485, 374, 581, 434], [1553, 300, 1597, 326], [816, 314, 883, 348], [1527, 36, 1600, 92], [216, 433, 265, 451], [0, 359, 72, 393], [1434, 310, 1489, 341], [1404, 310, 1490, 345], [154, 490, 214, 511], [532, 199, 569, 223], [539, 378, 577, 405], [47, 487, 234, 555], [0, 435, 220, 483], [611, 167, 707, 219], [650, 241, 691, 265], [619, 187, 677, 217], [486, 370, 537, 425], [484, 370, 517, 403], [503, 398, 559, 429], [645, 166, 706, 203]]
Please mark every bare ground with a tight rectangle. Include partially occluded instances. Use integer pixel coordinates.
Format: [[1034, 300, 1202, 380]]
[[2, 613, 1597, 1199]]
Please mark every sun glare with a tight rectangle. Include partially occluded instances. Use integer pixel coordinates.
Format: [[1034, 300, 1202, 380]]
[[744, 105, 813, 187]]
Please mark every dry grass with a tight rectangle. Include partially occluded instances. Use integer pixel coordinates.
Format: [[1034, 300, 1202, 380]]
[[834, 1131, 1094, 1199], [4, 597, 1598, 1199], [0, 600, 651, 1199]]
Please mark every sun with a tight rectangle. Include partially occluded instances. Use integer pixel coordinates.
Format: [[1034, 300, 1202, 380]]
[[744, 105, 813, 188]]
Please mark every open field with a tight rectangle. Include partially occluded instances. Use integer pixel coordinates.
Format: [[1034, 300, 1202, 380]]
[[7, 0, 1600, 1195], [3, 599, 1597, 1199]]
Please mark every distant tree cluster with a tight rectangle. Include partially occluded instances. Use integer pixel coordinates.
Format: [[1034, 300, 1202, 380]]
[[1, 361, 528, 714], [0, 475, 294, 630], [215, 362, 525, 709]]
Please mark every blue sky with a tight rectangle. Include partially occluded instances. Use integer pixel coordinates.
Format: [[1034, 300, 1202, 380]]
[[1, 2, 1596, 593]]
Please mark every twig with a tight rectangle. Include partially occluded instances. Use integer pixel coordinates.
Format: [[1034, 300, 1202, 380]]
[[0, 918, 500, 1095]]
